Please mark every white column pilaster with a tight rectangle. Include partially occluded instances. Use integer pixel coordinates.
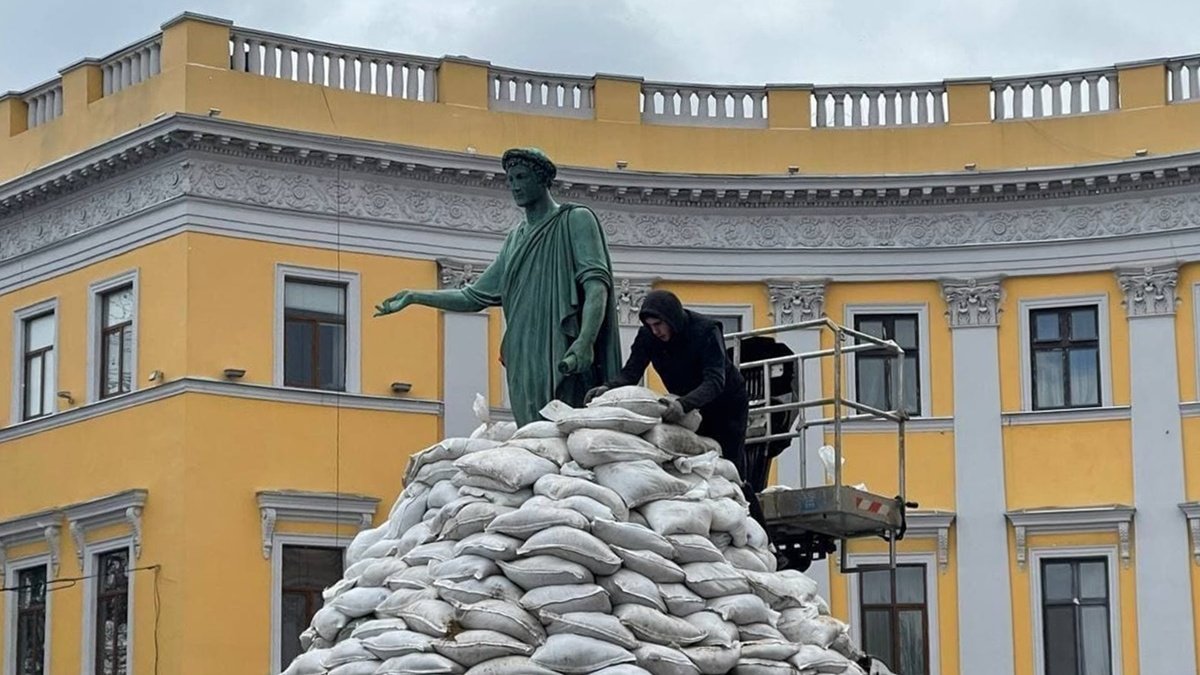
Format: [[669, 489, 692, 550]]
[[942, 278, 1014, 675], [438, 259, 490, 437], [1117, 265, 1196, 674], [767, 279, 829, 598]]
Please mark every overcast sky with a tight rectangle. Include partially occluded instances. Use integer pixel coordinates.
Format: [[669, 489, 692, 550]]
[[2, 1, 1197, 93]]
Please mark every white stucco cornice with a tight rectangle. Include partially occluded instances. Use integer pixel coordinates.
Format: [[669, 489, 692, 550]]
[[256, 490, 379, 559], [63, 488, 148, 565], [1006, 505, 1135, 569], [0, 508, 62, 574], [904, 510, 956, 573]]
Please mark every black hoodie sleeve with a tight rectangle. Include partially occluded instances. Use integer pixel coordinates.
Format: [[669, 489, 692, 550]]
[[607, 328, 652, 388], [678, 325, 728, 412]]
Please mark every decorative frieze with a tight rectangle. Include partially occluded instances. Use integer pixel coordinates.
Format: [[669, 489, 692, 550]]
[[941, 278, 1003, 328], [766, 280, 827, 325], [1116, 265, 1179, 317], [437, 258, 486, 289], [615, 277, 656, 327], [1006, 505, 1135, 569]]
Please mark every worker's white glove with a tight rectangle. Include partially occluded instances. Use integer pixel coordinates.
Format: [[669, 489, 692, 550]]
[[659, 397, 686, 424]]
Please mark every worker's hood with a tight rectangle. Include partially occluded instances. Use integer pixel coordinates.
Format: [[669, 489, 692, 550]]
[[638, 290, 688, 335]]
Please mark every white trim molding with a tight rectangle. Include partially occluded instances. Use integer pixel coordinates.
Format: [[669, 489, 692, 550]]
[[1006, 505, 1135, 570], [3, 553, 54, 675], [0, 510, 61, 577], [268, 532, 346, 674], [1115, 264, 1179, 318], [766, 279, 828, 325], [256, 490, 379, 559], [1178, 502, 1200, 565], [843, 303, 934, 418], [1028, 546, 1124, 675], [1001, 405, 1131, 426], [273, 263, 362, 393], [941, 277, 1003, 328], [10, 297, 59, 424], [1017, 294, 1114, 411], [1182, 401, 1200, 418], [78, 536, 136, 675], [905, 510, 956, 573], [86, 269, 139, 403], [63, 489, 147, 567], [844, 551, 942, 675]]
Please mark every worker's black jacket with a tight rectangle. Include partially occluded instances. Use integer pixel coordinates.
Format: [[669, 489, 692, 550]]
[[607, 290, 747, 418]]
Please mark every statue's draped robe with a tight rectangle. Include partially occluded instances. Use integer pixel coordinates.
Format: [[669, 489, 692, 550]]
[[461, 204, 623, 425]]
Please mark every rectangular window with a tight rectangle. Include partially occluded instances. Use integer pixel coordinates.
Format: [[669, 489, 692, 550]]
[[21, 312, 55, 420], [280, 545, 343, 667], [1029, 306, 1100, 410], [99, 286, 134, 399], [1041, 557, 1112, 675], [15, 565, 48, 675], [283, 280, 347, 391], [854, 313, 921, 416], [94, 549, 129, 675], [859, 564, 930, 675]]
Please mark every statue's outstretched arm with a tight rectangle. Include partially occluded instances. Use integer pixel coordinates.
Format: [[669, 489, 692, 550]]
[[374, 288, 490, 316]]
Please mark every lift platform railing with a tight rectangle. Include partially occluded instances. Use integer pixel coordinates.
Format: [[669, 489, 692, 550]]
[[725, 317, 910, 573]]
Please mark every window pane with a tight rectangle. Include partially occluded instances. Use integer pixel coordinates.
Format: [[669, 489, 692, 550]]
[[1080, 605, 1112, 675], [857, 357, 888, 412], [284, 320, 314, 387], [26, 353, 44, 417], [1033, 311, 1060, 341], [104, 332, 122, 395], [892, 316, 918, 350], [1043, 562, 1074, 602], [1079, 561, 1108, 599], [1068, 347, 1100, 406], [18, 566, 47, 608], [103, 287, 134, 327], [1044, 606, 1078, 675], [282, 546, 344, 588], [42, 348, 55, 415], [902, 358, 920, 416], [861, 569, 892, 605], [896, 565, 926, 604], [1034, 349, 1065, 409], [120, 329, 133, 393], [898, 609, 927, 675], [17, 565, 48, 675], [1069, 308, 1098, 341], [317, 323, 346, 391], [862, 609, 893, 666], [27, 314, 54, 350], [857, 318, 885, 340], [96, 550, 129, 675], [280, 593, 308, 669], [285, 281, 345, 315]]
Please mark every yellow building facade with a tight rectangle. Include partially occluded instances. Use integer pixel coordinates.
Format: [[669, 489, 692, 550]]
[[1, 12, 1199, 675]]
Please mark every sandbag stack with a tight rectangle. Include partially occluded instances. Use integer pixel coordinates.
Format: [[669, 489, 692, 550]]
[[281, 386, 887, 675]]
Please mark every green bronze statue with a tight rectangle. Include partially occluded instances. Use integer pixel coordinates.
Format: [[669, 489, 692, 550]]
[[374, 148, 623, 426]]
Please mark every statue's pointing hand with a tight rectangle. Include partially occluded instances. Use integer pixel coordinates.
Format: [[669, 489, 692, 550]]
[[558, 340, 594, 375], [374, 290, 414, 317]]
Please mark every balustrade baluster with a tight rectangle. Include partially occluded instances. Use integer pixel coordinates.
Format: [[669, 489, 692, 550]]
[[1086, 75, 1100, 112], [248, 40, 262, 75], [374, 61, 387, 95], [232, 38, 247, 72], [1171, 65, 1184, 102], [1107, 77, 1119, 110], [342, 55, 356, 91], [933, 90, 946, 124], [1031, 81, 1044, 117], [899, 91, 912, 125], [296, 48, 310, 83], [1049, 79, 1063, 115], [1189, 63, 1200, 101], [833, 93, 845, 127], [1068, 78, 1081, 114], [280, 46, 294, 80], [264, 43, 278, 78], [149, 43, 161, 76], [53, 89, 63, 117], [103, 65, 114, 95], [407, 65, 422, 100]]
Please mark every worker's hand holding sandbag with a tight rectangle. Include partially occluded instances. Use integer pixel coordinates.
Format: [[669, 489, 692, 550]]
[[658, 397, 686, 424], [584, 385, 610, 404]]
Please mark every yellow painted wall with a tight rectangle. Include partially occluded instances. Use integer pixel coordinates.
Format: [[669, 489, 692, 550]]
[[1180, 262, 1199, 403], [1003, 420, 1134, 508], [836, 430, 956, 510], [1185, 418, 1200, 500]]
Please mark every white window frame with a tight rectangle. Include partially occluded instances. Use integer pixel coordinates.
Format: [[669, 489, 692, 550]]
[[844, 304, 933, 417], [274, 264, 361, 393], [87, 270, 139, 403], [845, 551, 941, 675], [79, 537, 135, 675], [1029, 546, 1123, 675], [1019, 295, 1112, 411], [11, 298, 58, 424], [269, 533, 346, 674], [3, 554, 53, 675]]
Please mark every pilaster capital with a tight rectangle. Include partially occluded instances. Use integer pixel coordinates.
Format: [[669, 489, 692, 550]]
[[1116, 264, 1179, 318], [766, 279, 827, 325], [437, 258, 485, 290], [615, 277, 656, 327], [941, 277, 1003, 328]]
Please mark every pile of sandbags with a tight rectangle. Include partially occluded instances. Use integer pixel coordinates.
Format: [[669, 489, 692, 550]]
[[282, 386, 885, 675]]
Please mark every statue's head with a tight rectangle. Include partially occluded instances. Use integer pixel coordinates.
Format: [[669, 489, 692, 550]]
[[502, 148, 556, 207]]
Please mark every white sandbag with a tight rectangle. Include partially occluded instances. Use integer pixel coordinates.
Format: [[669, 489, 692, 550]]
[[681, 645, 742, 675], [426, 480, 462, 510], [396, 522, 436, 561], [510, 420, 561, 440], [778, 614, 845, 649], [361, 629, 436, 658], [611, 545, 686, 584], [554, 494, 617, 522], [486, 506, 590, 539], [534, 475, 629, 521], [713, 458, 742, 482], [385, 564, 433, 591], [498, 555, 595, 589], [706, 594, 781, 626], [377, 652, 465, 674], [708, 498, 748, 532], [323, 638, 375, 668], [641, 499, 713, 536], [555, 406, 659, 435], [454, 598, 546, 645], [633, 643, 702, 675], [599, 569, 666, 611], [388, 492, 431, 538], [595, 460, 691, 509], [684, 611, 740, 647], [567, 428, 671, 468], [593, 665, 654, 675], [328, 660, 383, 675], [657, 583, 708, 617], [667, 535, 727, 564], [592, 519, 675, 558], [351, 618, 409, 640], [312, 605, 349, 642], [363, 538, 402, 560], [403, 541, 459, 567], [459, 485, 534, 508], [453, 473, 521, 493], [589, 385, 669, 418], [739, 641, 798, 660], [430, 554, 500, 582], [705, 475, 744, 502], [791, 645, 857, 673], [342, 558, 376, 582], [531, 634, 638, 674], [507, 437, 571, 465], [281, 648, 329, 675], [682, 562, 751, 598], [455, 448, 559, 491], [642, 425, 717, 458], [360, 559, 408, 589], [517, 527, 622, 575], [542, 610, 640, 650], [346, 524, 388, 566], [672, 450, 722, 478], [433, 576, 524, 605], [520, 584, 613, 615], [454, 532, 523, 561], [433, 630, 534, 667], [336, 618, 369, 643], [376, 587, 440, 616], [464, 656, 560, 675], [441, 502, 514, 540], [732, 657, 794, 674], [722, 547, 770, 573], [416, 459, 462, 485], [741, 570, 819, 610], [560, 461, 596, 480], [738, 624, 786, 643], [614, 603, 707, 646], [743, 518, 770, 550], [330, 587, 391, 619], [406, 438, 502, 486], [712, 531, 738, 549], [323, 577, 357, 602], [393, 598, 457, 636]]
